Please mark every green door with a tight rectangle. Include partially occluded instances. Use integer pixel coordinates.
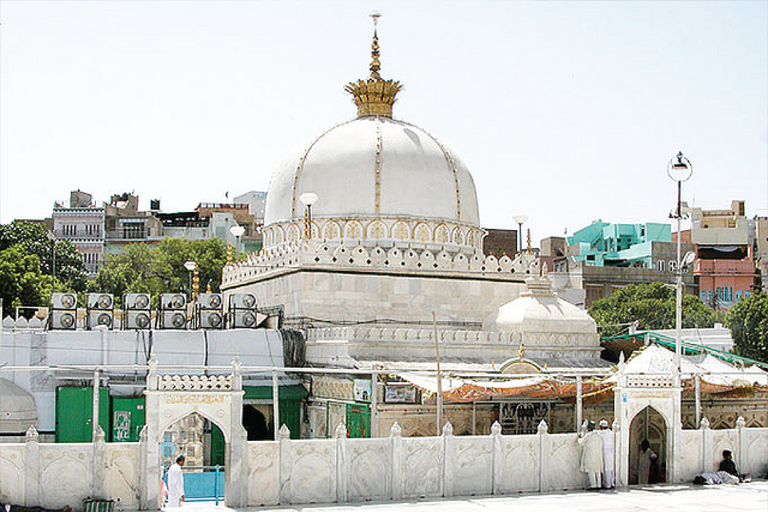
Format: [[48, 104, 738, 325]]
[[210, 422, 225, 466], [55, 387, 109, 443], [111, 396, 146, 442], [346, 404, 370, 438]]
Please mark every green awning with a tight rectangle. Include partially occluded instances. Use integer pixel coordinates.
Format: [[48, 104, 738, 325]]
[[243, 384, 308, 400]]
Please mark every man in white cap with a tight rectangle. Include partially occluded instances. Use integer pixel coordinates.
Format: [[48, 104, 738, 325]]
[[597, 419, 615, 489]]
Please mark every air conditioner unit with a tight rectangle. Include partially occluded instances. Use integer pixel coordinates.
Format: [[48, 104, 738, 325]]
[[229, 293, 256, 310], [52, 292, 77, 310], [87, 293, 114, 310], [88, 311, 113, 329], [125, 293, 151, 310], [161, 293, 187, 310], [125, 310, 151, 330], [200, 311, 224, 329], [51, 310, 77, 330], [199, 293, 223, 310], [231, 310, 257, 328], [161, 311, 187, 329]]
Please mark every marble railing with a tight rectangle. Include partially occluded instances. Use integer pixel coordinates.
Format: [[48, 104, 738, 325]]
[[2, 421, 766, 509], [222, 240, 540, 287], [157, 374, 233, 391], [625, 375, 675, 388]]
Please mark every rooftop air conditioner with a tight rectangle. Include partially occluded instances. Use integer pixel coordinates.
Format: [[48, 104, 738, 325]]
[[199, 293, 223, 310], [161, 293, 187, 310], [88, 311, 113, 329], [87, 293, 114, 310], [51, 310, 76, 330], [52, 292, 77, 310], [200, 311, 224, 330], [231, 310, 257, 329], [125, 311, 151, 330], [125, 293, 151, 310], [161, 311, 187, 329], [229, 293, 256, 310]]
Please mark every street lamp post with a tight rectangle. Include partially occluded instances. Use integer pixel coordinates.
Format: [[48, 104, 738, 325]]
[[299, 193, 318, 239], [184, 260, 198, 301], [229, 225, 246, 259], [512, 215, 528, 254], [667, 151, 693, 376], [47, 231, 57, 290]]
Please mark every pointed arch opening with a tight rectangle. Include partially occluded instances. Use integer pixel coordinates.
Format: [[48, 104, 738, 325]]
[[628, 406, 667, 485]]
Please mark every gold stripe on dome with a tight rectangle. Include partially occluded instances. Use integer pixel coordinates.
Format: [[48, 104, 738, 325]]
[[375, 121, 382, 213]]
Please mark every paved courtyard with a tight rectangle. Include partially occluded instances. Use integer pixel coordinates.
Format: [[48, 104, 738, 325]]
[[174, 481, 768, 512]]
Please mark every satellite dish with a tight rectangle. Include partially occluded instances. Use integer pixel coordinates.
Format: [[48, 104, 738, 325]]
[[681, 251, 696, 269]]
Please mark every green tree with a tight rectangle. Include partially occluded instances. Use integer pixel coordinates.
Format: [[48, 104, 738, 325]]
[[726, 291, 768, 363], [589, 282, 717, 337], [0, 245, 54, 313], [0, 221, 88, 292], [90, 238, 228, 306]]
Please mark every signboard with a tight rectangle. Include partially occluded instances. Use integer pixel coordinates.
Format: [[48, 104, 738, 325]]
[[384, 384, 417, 404]]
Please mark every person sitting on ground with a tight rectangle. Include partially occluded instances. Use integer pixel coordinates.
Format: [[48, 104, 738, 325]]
[[718, 450, 738, 477]]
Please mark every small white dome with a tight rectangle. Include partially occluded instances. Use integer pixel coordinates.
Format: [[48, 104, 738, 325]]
[[486, 277, 598, 337], [0, 378, 37, 433]]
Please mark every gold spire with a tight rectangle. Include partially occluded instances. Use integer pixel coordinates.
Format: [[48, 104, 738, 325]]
[[345, 13, 402, 118]]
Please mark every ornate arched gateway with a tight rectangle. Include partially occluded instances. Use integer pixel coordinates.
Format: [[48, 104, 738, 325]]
[[612, 356, 682, 486], [139, 359, 248, 509]]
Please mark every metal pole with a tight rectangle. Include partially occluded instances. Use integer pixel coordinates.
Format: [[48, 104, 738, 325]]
[[92, 368, 100, 441], [432, 311, 443, 435], [272, 368, 280, 440], [675, 179, 683, 376], [694, 375, 701, 429], [52, 239, 56, 290], [575, 375, 583, 431], [370, 372, 378, 437]]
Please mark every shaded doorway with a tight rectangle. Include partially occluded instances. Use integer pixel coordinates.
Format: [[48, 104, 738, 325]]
[[243, 404, 272, 440], [628, 406, 667, 484]]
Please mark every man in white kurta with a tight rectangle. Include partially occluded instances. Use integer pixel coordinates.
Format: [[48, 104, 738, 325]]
[[597, 419, 615, 489], [167, 455, 186, 508], [578, 421, 603, 490]]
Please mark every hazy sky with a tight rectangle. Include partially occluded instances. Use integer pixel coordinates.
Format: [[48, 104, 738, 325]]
[[1, 0, 766, 243]]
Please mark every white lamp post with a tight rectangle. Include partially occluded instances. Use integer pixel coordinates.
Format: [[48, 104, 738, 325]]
[[46, 231, 57, 289], [229, 225, 246, 257], [512, 215, 528, 253], [299, 192, 318, 239], [667, 151, 693, 375], [183, 260, 197, 300]]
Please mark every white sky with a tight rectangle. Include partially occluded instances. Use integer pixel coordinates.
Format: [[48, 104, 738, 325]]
[[1, 0, 766, 243]]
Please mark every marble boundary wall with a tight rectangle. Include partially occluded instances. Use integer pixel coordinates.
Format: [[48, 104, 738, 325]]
[[2, 422, 767, 509]]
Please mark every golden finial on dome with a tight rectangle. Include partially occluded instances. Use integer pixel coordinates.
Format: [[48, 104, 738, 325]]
[[345, 12, 402, 118]]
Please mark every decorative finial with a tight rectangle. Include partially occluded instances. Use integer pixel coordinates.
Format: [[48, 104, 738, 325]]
[[345, 13, 402, 118], [370, 12, 381, 79], [518, 343, 525, 360]]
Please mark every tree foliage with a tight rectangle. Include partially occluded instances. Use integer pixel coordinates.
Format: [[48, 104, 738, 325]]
[[90, 238, 228, 306], [0, 221, 89, 291], [0, 222, 88, 313], [726, 291, 768, 363], [0, 245, 54, 313], [589, 282, 717, 337]]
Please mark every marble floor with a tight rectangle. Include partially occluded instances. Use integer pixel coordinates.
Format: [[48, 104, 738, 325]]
[[170, 481, 768, 512]]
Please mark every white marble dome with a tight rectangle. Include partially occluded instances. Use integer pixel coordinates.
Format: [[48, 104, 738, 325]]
[[263, 116, 481, 252], [0, 378, 37, 433]]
